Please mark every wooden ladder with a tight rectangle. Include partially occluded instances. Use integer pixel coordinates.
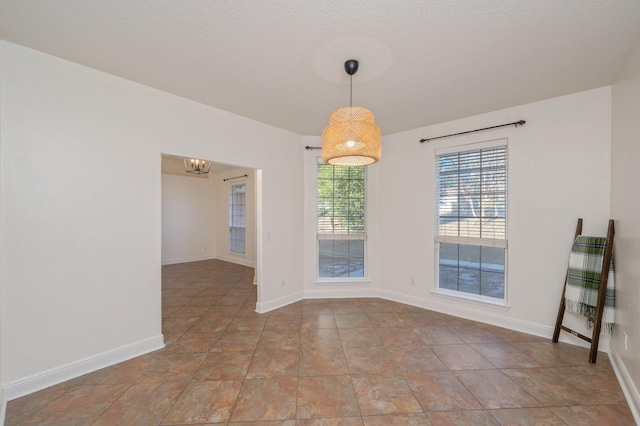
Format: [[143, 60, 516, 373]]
[[552, 218, 615, 363]]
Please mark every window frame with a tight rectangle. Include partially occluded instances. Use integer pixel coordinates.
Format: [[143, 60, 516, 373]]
[[316, 158, 368, 282], [434, 139, 508, 305], [229, 182, 247, 255]]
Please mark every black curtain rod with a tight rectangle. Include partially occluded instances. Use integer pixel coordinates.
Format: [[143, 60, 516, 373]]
[[305, 146, 321, 150], [419, 120, 526, 143], [223, 174, 248, 182]]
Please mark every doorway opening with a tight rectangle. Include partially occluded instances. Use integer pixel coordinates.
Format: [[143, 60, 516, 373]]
[[160, 153, 263, 316]]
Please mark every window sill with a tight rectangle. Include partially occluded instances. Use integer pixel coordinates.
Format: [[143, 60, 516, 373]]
[[431, 289, 511, 309]]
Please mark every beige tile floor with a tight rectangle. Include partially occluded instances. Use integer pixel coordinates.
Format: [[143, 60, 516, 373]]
[[6, 259, 635, 425]]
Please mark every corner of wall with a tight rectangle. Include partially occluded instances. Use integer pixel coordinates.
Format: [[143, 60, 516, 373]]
[[610, 29, 640, 426], [610, 347, 640, 424], [0, 386, 6, 426], [0, 39, 5, 426], [256, 291, 304, 314]]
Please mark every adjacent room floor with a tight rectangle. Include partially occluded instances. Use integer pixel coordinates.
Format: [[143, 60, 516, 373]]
[[6, 259, 635, 425]]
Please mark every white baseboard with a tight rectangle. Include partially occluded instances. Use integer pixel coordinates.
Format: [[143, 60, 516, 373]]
[[609, 347, 640, 425], [255, 287, 381, 314], [214, 255, 256, 268], [257, 287, 609, 352], [162, 254, 216, 265], [163, 255, 256, 268], [256, 291, 304, 314], [379, 289, 610, 352], [3, 335, 165, 401], [304, 287, 381, 299], [381, 289, 548, 336]]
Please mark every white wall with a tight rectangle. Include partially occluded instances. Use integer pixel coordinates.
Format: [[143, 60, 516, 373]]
[[0, 41, 304, 397], [161, 166, 258, 268], [377, 87, 612, 345], [611, 32, 640, 421], [0, 77, 4, 426], [300, 89, 613, 350], [161, 173, 216, 265], [0, 44, 4, 421], [213, 167, 257, 268]]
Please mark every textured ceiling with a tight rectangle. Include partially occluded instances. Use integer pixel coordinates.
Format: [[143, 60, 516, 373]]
[[1, 0, 639, 135]]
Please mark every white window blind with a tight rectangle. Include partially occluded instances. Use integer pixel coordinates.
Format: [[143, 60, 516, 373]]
[[435, 142, 507, 301], [317, 160, 366, 279]]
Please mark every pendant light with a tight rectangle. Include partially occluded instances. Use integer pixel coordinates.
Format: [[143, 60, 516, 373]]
[[321, 59, 382, 166]]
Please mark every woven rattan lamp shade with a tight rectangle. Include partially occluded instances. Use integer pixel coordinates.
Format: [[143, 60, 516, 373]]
[[321, 106, 382, 166]]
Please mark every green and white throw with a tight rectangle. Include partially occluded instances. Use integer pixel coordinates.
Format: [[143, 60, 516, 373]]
[[565, 236, 615, 334]]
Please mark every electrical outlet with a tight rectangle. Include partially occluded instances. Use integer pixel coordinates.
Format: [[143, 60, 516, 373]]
[[624, 332, 628, 351]]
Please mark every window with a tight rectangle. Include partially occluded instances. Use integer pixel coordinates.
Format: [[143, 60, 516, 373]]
[[229, 183, 246, 254], [317, 159, 366, 279], [435, 141, 507, 302]]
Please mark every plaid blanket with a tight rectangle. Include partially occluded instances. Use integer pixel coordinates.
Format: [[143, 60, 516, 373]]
[[564, 236, 615, 334]]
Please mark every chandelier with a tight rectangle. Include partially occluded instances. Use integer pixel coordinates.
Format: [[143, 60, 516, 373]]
[[183, 158, 211, 174], [322, 59, 381, 166]]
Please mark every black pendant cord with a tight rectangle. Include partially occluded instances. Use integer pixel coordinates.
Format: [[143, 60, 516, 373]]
[[310, 59, 359, 152], [223, 174, 248, 182], [350, 74, 353, 107], [419, 120, 526, 143], [344, 59, 358, 108]]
